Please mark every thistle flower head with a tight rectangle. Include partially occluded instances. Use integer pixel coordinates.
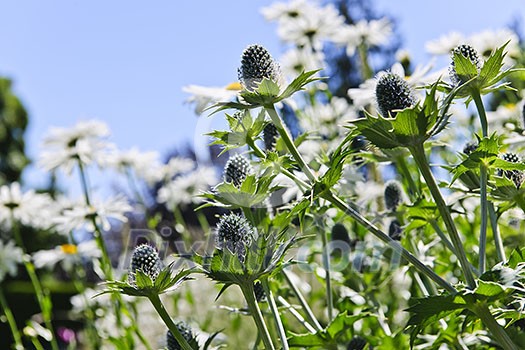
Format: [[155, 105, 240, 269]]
[[216, 213, 258, 262], [449, 44, 482, 85], [166, 322, 199, 350], [350, 135, 368, 151], [462, 141, 479, 155], [224, 154, 252, 187], [129, 244, 163, 283], [254, 281, 267, 302], [388, 220, 402, 241], [238, 44, 281, 92], [331, 223, 351, 245], [498, 152, 524, 188], [263, 123, 279, 151], [384, 180, 405, 211], [347, 336, 367, 350], [375, 72, 415, 117]]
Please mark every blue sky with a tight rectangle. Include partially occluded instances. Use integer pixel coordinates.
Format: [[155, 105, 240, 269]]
[[1, 0, 524, 187]]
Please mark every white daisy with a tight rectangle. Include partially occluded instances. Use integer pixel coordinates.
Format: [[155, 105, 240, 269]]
[[39, 120, 114, 174], [273, 3, 345, 50], [334, 18, 393, 56], [107, 147, 163, 185], [279, 47, 325, 79], [161, 157, 196, 181], [0, 240, 23, 282], [54, 195, 132, 233], [157, 166, 217, 208], [0, 182, 55, 230], [260, 0, 316, 22], [32, 240, 101, 271], [182, 83, 240, 115], [425, 32, 465, 55]]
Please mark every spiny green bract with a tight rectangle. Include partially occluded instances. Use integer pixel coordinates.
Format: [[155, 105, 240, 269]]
[[166, 322, 199, 350], [449, 44, 482, 85], [375, 72, 415, 117], [238, 44, 281, 92], [216, 213, 258, 262], [129, 244, 163, 282], [224, 154, 252, 187]]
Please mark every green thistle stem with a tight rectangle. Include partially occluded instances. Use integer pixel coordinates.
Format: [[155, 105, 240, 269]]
[[488, 203, 506, 262], [11, 218, 59, 350], [471, 90, 489, 274], [320, 225, 334, 321], [409, 144, 476, 288], [147, 294, 194, 350], [261, 279, 289, 350], [276, 295, 316, 333], [282, 269, 323, 331], [246, 136, 309, 191], [240, 283, 276, 350], [0, 287, 23, 349], [325, 191, 456, 293], [264, 105, 317, 183], [358, 43, 373, 80], [264, 103, 454, 293], [471, 303, 518, 350], [395, 154, 419, 198], [479, 164, 489, 274]]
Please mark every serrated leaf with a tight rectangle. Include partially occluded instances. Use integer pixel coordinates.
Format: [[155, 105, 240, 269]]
[[353, 114, 400, 149], [278, 69, 322, 101], [453, 53, 479, 83], [478, 43, 507, 86], [474, 280, 505, 298], [135, 270, 154, 289]]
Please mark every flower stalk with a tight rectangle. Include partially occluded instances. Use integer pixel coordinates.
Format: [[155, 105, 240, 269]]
[[409, 143, 476, 288], [261, 278, 289, 350], [240, 282, 276, 350], [0, 287, 23, 349], [147, 294, 195, 350]]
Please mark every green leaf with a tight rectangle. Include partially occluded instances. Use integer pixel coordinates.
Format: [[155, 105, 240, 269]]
[[278, 69, 322, 101], [453, 52, 479, 83], [135, 270, 154, 289], [353, 114, 400, 149], [478, 43, 507, 87], [474, 280, 505, 298]]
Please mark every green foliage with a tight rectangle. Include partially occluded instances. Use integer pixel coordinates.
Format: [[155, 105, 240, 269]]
[[0, 78, 29, 184]]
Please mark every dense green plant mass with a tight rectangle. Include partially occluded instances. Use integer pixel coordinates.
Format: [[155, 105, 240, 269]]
[[3, 1, 525, 349], [0, 78, 29, 185]]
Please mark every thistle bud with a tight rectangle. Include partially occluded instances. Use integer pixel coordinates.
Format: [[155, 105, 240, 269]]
[[498, 152, 524, 188], [263, 123, 279, 151], [375, 72, 415, 117], [462, 141, 479, 155], [129, 244, 163, 283], [166, 322, 199, 350], [216, 213, 257, 262], [384, 180, 405, 211], [238, 44, 281, 92], [388, 219, 403, 241], [449, 44, 481, 86], [224, 154, 252, 187], [350, 135, 368, 151], [347, 336, 367, 350], [254, 281, 267, 302], [331, 223, 351, 245]]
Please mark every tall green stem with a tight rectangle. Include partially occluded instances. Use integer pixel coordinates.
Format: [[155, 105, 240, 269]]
[[409, 144, 476, 288], [240, 283, 276, 350], [479, 165, 488, 273], [276, 296, 316, 333], [325, 191, 456, 293], [11, 219, 59, 350], [488, 203, 506, 262], [261, 279, 289, 350], [357, 43, 373, 80], [320, 226, 334, 321], [472, 90, 489, 274], [266, 104, 455, 293], [0, 287, 23, 349], [282, 269, 323, 331], [265, 105, 316, 183], [147, 294, 194, 350], [395, 155, 419, 198], [471, 303, 518, 350]]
